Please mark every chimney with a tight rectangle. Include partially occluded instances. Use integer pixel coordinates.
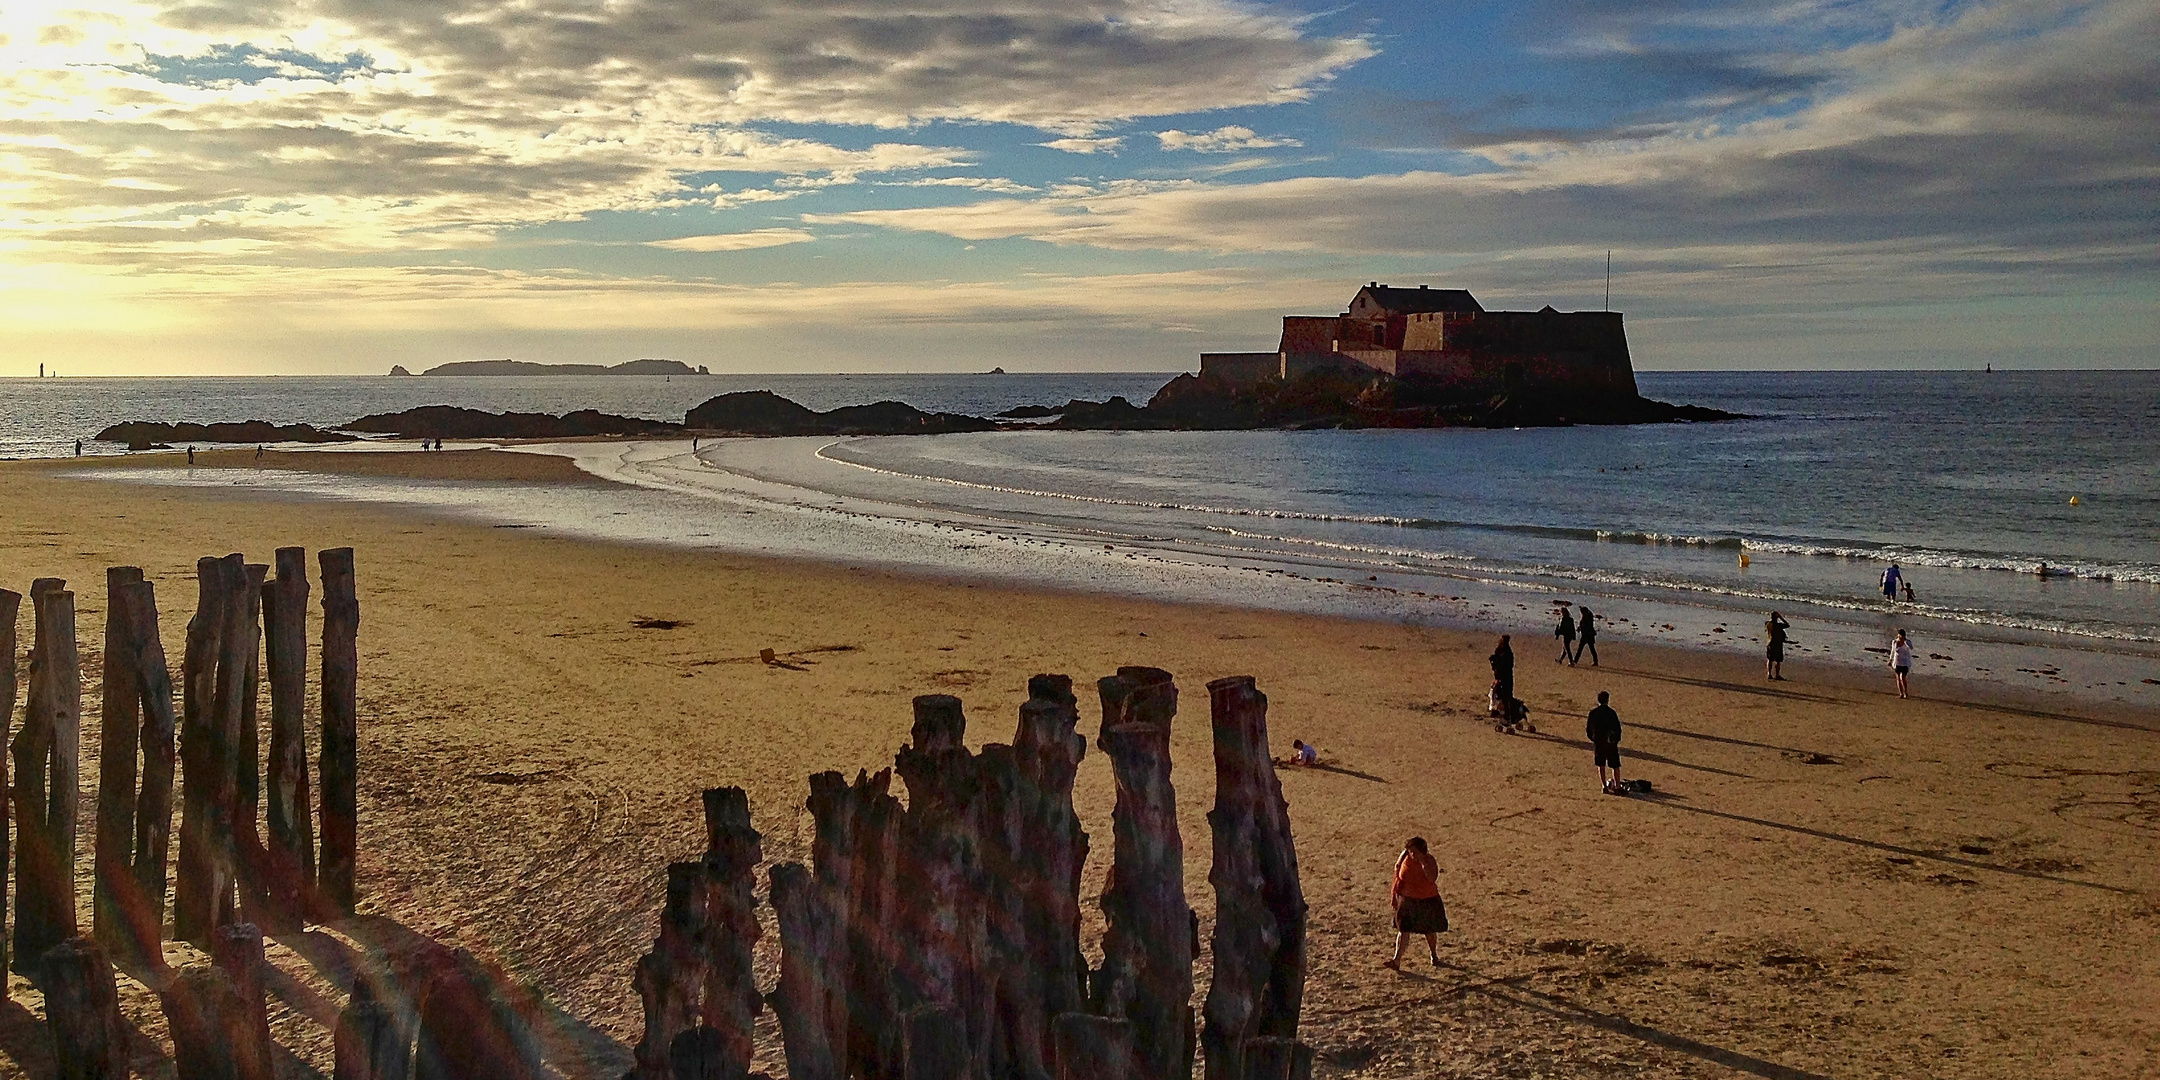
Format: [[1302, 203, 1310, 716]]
[[1419, 284, 1428, 290], [1367, 281, 1377, 288]]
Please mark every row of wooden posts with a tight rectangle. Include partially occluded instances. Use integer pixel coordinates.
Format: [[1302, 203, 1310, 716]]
[[622, 667, 1311, 1080], [0, 548, 361, 1076]]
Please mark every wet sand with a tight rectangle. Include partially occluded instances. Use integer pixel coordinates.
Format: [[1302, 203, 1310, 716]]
[[0, 451, 2154, 1078]]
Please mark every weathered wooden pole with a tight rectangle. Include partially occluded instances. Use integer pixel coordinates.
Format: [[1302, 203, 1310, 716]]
[[699, 788, 764, 1066], [233, 563, 269, 928], [176, 555, 243, 944], [892, 694, 991, 1074], [768, 861, 841, 1080], [630, 861, 716, 1080], [39, 937, 129, 1080], [1053, 1013, 1140, 1080], [0, 587, 19, 990], [799, 768, 905, 1080], [319, 547, 359, 917], [122, 579, 178, 974], [979, 674, 1090, 1080], [1200, 676, 1309, 1080], [14, 579, 82, 975], [161, 964, 270, 1080], [334, 977, 414, 1080], [259, 547, 314, 932], [211, 923, 274, 1076], [94, 568, 145, 957], [412, 949, 543, 1080], [1092, 666, 1195, 1080], [92, 568, 178, 971]]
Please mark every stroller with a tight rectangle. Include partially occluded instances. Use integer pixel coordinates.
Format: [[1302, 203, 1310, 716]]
[[1489, 681, 1535, 734]]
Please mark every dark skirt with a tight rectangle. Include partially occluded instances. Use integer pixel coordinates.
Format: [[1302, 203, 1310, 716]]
[[1395, 895, 1449, 934]]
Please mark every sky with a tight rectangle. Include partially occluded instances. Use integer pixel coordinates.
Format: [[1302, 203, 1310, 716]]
[[1, 0, 2153, 375]]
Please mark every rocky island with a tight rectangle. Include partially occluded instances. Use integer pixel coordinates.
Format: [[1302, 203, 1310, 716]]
[[396, 358, 709, 376], [96, 284, 1735, 444]]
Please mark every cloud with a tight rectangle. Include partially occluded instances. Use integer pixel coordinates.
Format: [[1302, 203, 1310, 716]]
[[1155, 125, 1300, 152], [0, 0, 1370, 258], [884, 176, 1040, 194], [815, 0, 2160, 308], [1038, 137, 1125, 155], [646, 229, 816, 252]]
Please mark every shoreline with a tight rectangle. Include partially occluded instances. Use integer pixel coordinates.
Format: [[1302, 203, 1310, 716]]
[[0, 454, 2155, 1076], [51, 442, 2160, 715]]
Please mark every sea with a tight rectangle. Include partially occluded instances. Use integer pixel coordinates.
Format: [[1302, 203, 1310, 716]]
[[4, 369, 2156, 706]]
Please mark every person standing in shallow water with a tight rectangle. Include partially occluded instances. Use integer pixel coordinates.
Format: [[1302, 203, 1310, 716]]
[[1490, 634, 1515, 704], [1555, 606, 1577, 663], [1573, 606, 1599, 666], [1384, 837, 1447, 970], [1765, 612, 1790, 681]]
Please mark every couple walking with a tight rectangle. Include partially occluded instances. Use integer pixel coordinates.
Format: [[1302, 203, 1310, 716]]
[[1553, 604, 1599, 666]]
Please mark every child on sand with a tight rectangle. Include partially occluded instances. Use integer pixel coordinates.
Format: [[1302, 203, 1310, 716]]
[[1891, 630, 1913, 698], [1290, 739, 1319, 767], [1587, 691, 1622, 793], [1384, 837, 1447, 970]]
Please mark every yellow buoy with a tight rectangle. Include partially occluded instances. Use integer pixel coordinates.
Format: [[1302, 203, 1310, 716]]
[[2069, 495, 2081, 506]]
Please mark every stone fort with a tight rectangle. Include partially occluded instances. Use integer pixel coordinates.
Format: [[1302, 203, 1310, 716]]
[[1200, 283, 1638, 397]]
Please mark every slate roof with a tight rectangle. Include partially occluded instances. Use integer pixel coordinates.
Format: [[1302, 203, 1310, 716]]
[[1356, 284, 1484, 315]]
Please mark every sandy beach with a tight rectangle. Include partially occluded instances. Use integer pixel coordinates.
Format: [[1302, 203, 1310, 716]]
[[0, 448, 2154, 1079]]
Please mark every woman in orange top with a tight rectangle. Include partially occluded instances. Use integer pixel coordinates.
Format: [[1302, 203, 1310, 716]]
[[1385, 836, 1448, 970]]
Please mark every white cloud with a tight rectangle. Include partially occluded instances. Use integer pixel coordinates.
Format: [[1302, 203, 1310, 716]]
[[646, 229, 816, 252], [1038, 137, 1126, 155], [885, 177, 1041, 194], [0, 0, 1369, 259], [1155, 125, 1301, 152]]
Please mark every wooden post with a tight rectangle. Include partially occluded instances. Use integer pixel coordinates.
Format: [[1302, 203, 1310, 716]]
[[412, 949, 542, 1080], [232, 563, 268, 928], [334, 977, 414, 1080], [122, 579, 178, 974], [260, 548, 313, 932], [979, 675, 1090, 1079], [891, 694, 989, 1072], [1053, 1013, 1140, 1080], [1200, 677, 1309, 1080], [14, 579, 82, 975], [904, 1004, 968, 1080], [94, 570, 175, 971], [211, 923, 274, 1077], [1092, 667, 1195, 1080], [1239, 1037, 1311, 1080], [94, 568, 145, 958], [804, 768, 904, 1080], [666, 1027, 735, 1080], [318, 547, 359, 917], [768, 862, 841, 1080], [699, 788, 764, 1069], [630, 861, 716, 1080], [177, 555, 243, 945], [0, 587, 18, 990], [39, 937, 129, 1080], [161, 962, 271, 1080]]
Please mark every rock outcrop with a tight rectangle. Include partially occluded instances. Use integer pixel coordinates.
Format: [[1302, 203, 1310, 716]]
[[95, 421, 357, 449], [415, 358, 702, 376], [344, 406, 682, 439], [685, 391, 998, 436]]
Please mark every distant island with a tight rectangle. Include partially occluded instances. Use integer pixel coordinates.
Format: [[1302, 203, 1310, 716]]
[[392, 359, 709, 377], [106, 283, 1738, 445]]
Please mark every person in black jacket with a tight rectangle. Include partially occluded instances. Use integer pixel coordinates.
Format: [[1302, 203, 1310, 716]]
[[1490, 635, 1514, 704], [1573, 606, 1598, 667], [1587, 691, 1622, 793]]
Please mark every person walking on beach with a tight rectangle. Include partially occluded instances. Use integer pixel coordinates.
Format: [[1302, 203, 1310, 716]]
[[1573, 606, 1599, 666], [1490, 635, 1515, 704], [1901, 581, 1916, 603], [1881, 563, 1903, 601], [1587, 691, 1623, 793], [1384, 837, 1447, 970], [73, 439, 82, 457], [1765, 612, 1790, 681], [186, 446, 194, 465], [1890, 629, 1914, 699], [1555, 606, 1577, 663]]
